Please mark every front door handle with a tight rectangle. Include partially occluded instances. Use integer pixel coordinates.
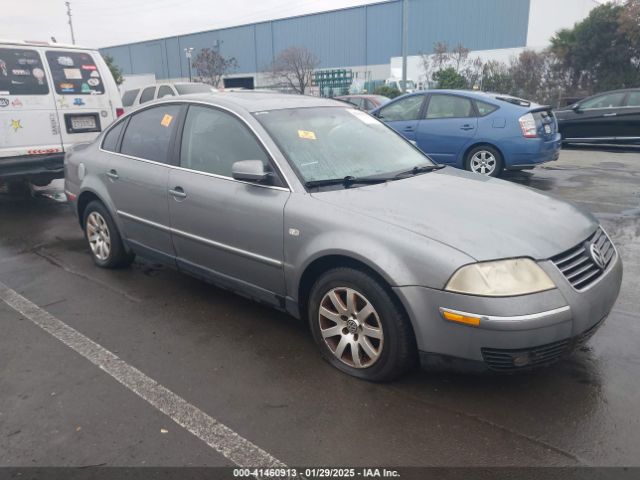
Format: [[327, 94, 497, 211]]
[[106, 169, 119, 180], [603, 113, 617, 117], [403, 126, 415, 132], [460, 124, 475, 130], [169, 186, 187, 199]]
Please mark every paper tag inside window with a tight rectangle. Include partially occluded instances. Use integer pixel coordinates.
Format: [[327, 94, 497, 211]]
[[161, 114, 173, 127], [298, 130, 316, 140]]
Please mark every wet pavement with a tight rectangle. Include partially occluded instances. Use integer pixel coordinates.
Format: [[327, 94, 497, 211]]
[[0, 147, 639, 467]]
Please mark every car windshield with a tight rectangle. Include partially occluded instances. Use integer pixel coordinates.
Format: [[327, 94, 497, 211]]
[[175, 83, 215, 95], [254, 106, 434, 185]]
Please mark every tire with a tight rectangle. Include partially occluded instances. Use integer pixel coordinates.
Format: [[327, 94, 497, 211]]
[[82, 200, 134, 269], [465, 145, 503, 177], [308, 267, 416, 382]]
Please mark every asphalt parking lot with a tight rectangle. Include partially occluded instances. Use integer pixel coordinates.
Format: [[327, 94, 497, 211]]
[[1, 147, 639, 469]]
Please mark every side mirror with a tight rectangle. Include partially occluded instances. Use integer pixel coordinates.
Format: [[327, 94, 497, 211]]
[[232, 160, 270, 183], [571, 103, 581, 112]]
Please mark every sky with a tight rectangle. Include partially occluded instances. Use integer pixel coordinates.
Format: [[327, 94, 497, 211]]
[[4, 0, 380, 48]]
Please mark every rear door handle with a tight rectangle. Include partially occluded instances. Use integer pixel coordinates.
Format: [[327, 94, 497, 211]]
[[603, 113, 617, 117], [169, 186, 187, 199], [460, 125, 475, 130], [403, 126, 415, 132], [106, 169, 119, 180]]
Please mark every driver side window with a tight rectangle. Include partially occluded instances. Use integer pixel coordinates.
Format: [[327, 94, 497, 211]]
[[180, 105, 270, 179], [378, 95, 425, 122], [580, 92, 625, 109]]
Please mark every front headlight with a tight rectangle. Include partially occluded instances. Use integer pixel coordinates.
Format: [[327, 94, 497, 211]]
[[445, 258, 555, 297]]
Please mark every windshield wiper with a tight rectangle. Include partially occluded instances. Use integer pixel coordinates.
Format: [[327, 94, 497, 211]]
[[393, 164, 445, 179], [304, 176, 389, 189]]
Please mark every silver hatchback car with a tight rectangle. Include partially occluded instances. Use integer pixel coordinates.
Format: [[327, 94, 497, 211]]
[[65, 93, 623, 381]]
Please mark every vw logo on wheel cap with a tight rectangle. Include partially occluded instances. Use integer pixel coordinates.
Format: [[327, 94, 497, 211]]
[[589, 242, 606, 270]]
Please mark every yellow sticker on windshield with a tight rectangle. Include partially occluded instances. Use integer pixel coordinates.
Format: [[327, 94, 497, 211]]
[[160, 114, 173, 127], [298, 130, 316, 140]]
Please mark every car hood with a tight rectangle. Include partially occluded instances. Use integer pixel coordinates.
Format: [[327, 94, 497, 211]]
[[311, 168, 598, 261]]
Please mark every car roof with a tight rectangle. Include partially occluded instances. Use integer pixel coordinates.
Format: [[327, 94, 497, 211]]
[[178, 91, 345, 112], [0, 38, 94, 50]]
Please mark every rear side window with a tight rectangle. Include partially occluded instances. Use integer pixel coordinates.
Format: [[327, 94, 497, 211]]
[[174, 84, 214, 95], [157, 85, 174, 99], [122, 89, 140, 107], [426, 94, 474, 119], [475, 100, 498, 116], [102, 121, 125, 152], [139, 86, 155, 104], [180, 105, 269, 178], [45, 50, 104, 95], [120, 105, 181, 163], [378, 95, 425, 121], [0, 48, 49, 95]]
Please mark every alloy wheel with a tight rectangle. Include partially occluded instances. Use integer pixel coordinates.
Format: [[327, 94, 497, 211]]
[[470, 150, 497, 175], [318, 287, 384, 368], [86, 211, 111, 261]]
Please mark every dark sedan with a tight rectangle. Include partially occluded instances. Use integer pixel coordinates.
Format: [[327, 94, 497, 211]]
[[555, 88, 640, 145]]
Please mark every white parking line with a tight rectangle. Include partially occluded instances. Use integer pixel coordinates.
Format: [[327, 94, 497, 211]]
[[0, 280, 286, 469]]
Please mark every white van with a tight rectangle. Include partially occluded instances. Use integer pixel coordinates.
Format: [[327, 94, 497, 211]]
[[0, 40, 123, 185]]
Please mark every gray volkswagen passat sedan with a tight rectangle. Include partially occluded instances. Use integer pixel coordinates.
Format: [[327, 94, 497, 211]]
[[64, 93, 623, 381]]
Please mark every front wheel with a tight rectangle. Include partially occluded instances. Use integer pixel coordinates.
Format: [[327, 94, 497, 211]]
[[308, 267, 416, 381], [83, 200, 134, 268], [465, 145, 503, 177]]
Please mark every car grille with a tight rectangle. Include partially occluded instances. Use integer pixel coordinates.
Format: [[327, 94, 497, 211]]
[[550, 227, 616, 291], [481, 318, 606, 371]]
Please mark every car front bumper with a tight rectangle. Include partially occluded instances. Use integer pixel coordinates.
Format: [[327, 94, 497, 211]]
[[394, 252, 623, 372]]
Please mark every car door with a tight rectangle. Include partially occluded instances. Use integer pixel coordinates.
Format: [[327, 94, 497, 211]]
[[416, 93, 478, 164], [0, 47, 62, 160], [375, 94, 426, 143], [561, 92, 626, 140], [105, 103, 182, 263], [618, 90, 640, 141], [168, 104, 289, 303]]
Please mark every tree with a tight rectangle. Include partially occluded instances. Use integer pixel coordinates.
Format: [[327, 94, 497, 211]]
[[374, 85, 401, 99], [549, 2, 640, 95], [269, 47, 319, 94], [433, 67, 467, 89], [481, 60, 513, 93], [192, 44, 238, 87], [103, 55, 123, 86]]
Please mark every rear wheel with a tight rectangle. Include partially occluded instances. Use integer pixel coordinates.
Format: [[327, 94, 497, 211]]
[[465, 145, 503, 177], [308, 267, 416, 381], [83, 200, 134, 268]]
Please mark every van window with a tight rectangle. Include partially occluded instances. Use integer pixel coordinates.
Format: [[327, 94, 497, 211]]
[[120, 105, 181, 163], [0, 48, 49, 95], [102, 121, 125, 152], [139, 86, 155, 104], [45, 51, 105, 95], [122, 89, 140, 107]]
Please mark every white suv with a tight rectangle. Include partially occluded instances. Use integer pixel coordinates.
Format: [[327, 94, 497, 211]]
[[121, 82, 216, 112]]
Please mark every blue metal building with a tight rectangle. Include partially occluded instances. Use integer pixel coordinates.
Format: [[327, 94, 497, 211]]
[[101, 0, 533, 81]]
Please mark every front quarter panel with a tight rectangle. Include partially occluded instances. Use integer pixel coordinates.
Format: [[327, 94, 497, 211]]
[[283, 193, 475, 302]]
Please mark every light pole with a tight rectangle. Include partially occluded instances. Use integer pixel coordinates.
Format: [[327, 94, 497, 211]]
[[65, 2, 76, 45], [401, 0, 408, 93], [184, 47, 194, 82]]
